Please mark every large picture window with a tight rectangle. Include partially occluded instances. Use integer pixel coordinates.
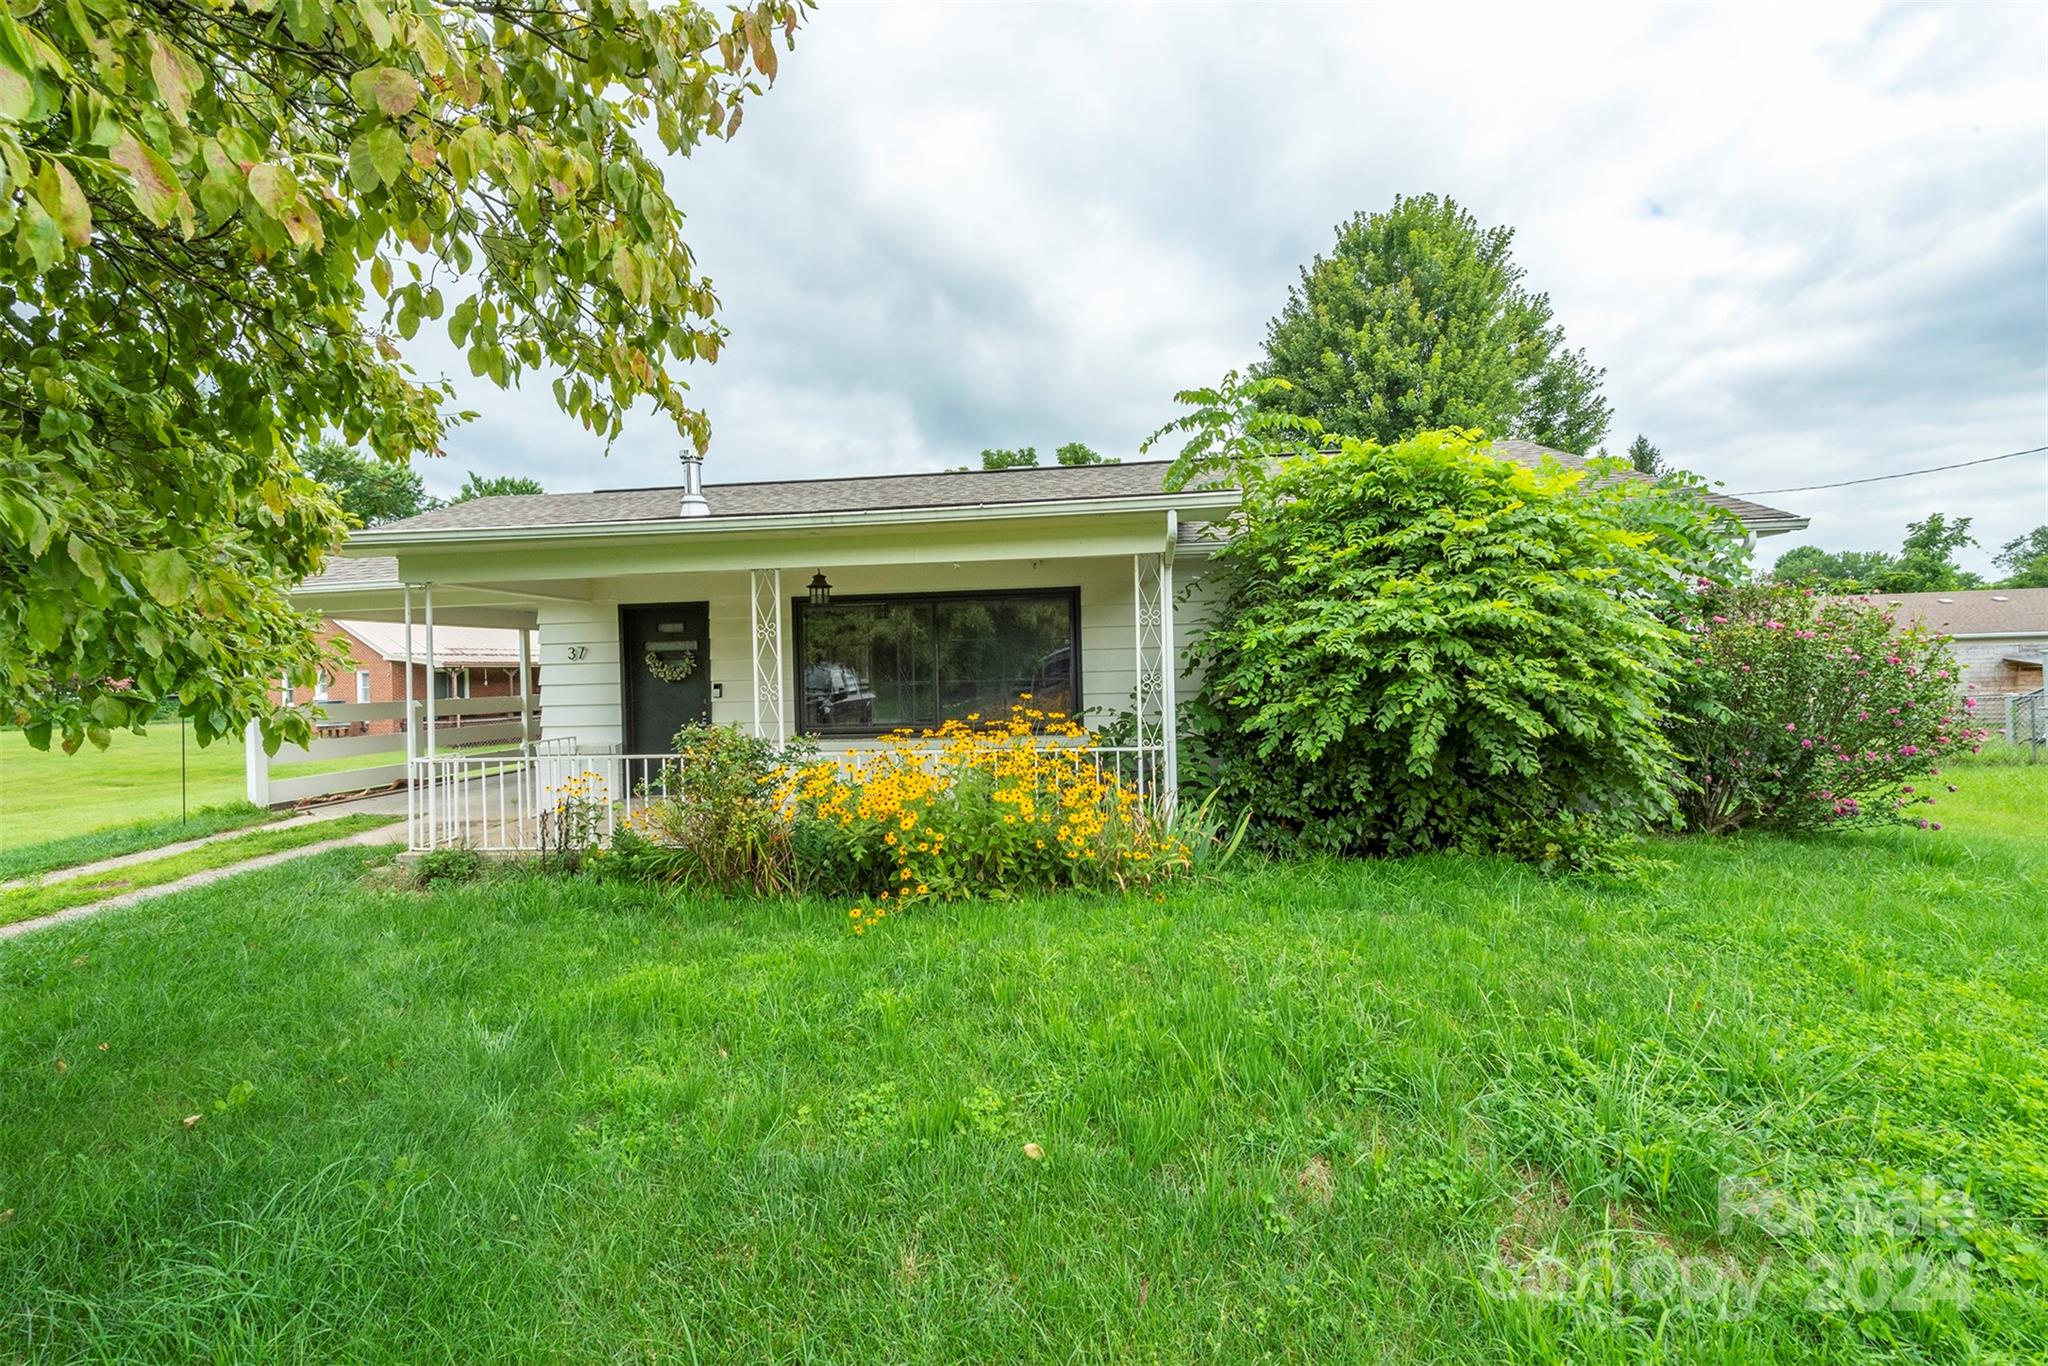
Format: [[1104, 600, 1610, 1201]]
[[795, 589, 1080, 734]]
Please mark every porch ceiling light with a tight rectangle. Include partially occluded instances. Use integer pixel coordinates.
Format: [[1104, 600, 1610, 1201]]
[[808, 571, 832, 606]]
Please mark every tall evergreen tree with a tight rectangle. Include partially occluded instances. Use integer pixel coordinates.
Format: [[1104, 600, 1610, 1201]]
[[1256, 194, 1612, 453], [1626, 434, 1664, 476]]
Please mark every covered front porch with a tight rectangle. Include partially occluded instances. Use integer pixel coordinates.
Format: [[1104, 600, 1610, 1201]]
[[285, 488, 1227, 852]]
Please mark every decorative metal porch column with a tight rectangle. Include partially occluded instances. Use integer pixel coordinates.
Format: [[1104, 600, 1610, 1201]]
[[750, 568, 787, 746], [1132, 551, 1176, 805]]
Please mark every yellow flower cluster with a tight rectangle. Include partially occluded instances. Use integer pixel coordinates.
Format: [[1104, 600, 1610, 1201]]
[[771, 704, 1189, 933], [544, 769, 610, 851]]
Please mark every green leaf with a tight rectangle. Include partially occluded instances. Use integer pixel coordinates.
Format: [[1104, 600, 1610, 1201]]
[[610, 245, 642, 302], [351, 65, 419, 118], [35, 158, 91, 248], [370, 254, 392, 298], [354, 0, 394, 52], [0, 51, 31, 123], [108, 131, 182, 226], [245, 162, 296, 218], [346, 132, 379, 191], [147, 35, 201, 127], [24, 594, 62, 651], [140, 548, 195, 605], [0, 4, 34, 74], [66, 533, 105, 585], [15, 195, 62, 270], [368, 124, 405, 186]]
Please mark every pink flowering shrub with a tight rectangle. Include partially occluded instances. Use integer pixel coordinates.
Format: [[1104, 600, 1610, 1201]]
[[1668, 583, 1987, 834]]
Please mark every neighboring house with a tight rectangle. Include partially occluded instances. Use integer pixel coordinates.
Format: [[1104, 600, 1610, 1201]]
[[1877, 587, 2048, 730], [282, 447, 1807, 848], [277, 619, 540, 736]]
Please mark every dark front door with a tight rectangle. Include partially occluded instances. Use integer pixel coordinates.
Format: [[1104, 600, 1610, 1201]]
[[621, 602, 711, 753]]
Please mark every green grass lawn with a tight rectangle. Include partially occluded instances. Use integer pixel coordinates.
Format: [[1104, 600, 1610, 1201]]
[[0, 813, 399, 927], [1, 770, 2043, 1360], [0, 724, 506, 849], [0, 803, 284, 884], [0, 724, 253, 848]]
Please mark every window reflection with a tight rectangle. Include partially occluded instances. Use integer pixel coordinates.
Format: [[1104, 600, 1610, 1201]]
[[798, 592, 1077, 732]]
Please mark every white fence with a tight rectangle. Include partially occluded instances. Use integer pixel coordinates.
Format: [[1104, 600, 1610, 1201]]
[[406, 741, 1170, 852], [244, 695, 538, 807]]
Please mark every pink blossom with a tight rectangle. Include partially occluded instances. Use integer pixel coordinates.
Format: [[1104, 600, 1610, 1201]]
[[1898, 744, 1919, 757], [1766, 620, 1786, 630], [1800, 738, 1814, 749], [1785, 722, 1797, 732], [1963, 696, 1978, 711]]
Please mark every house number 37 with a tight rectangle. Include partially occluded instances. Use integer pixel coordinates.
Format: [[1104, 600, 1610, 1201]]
[[566, 646, 588, 660]]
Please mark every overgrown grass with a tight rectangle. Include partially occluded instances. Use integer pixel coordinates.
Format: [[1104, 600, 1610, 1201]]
[[0, 814, 399, 927], [0, 802, 282, 883], [0, 771, 2041, 1360]]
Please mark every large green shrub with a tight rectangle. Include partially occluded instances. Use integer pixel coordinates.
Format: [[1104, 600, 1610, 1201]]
[[1667, 583, 1988, 834], [1186, 430, 1699, 867]]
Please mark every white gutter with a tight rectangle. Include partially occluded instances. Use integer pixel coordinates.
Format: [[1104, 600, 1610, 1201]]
[[1742, 516, 1812, 536], [342, 490, 1243, 554], [1943, 631, 2048, 641]]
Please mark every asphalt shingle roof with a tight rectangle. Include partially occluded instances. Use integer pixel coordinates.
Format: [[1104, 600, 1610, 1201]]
[[358, 447, 1805, 538], [371, 460, 1189, 534], [1875, 588, 2048, 638]]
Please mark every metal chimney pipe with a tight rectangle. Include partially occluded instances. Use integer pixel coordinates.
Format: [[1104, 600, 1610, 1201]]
[[678, 452, 710, 517]]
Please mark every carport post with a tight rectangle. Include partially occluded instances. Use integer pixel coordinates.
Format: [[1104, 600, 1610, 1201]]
[[243, 718, 268, 806], [518, 622, 534, 748], [423, 583, 436, 843], [403, 583, 415, 847]]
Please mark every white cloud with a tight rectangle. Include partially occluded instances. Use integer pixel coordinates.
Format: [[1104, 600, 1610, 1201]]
[[399, 0, 2048, 572]]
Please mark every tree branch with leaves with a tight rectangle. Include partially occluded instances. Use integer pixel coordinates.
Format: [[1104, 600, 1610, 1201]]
[[0, 0, 806, 752]]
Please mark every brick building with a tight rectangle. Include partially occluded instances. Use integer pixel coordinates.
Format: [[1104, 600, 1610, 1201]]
[[284, 619, 540, 736]]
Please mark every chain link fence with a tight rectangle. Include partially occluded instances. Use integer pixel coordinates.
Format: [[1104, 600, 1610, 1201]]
[[2008, 688, 2044, 761]]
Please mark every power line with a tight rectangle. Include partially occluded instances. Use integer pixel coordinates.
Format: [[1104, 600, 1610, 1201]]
[[1732, 445, 2048, 497]]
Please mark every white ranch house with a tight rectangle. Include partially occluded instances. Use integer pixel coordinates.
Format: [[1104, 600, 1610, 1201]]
[[266, 447, 1807, 850]]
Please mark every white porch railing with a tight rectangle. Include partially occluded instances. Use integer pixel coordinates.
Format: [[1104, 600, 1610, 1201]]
[[406, 741, 1171, 853], [247, 694, 539, 807]]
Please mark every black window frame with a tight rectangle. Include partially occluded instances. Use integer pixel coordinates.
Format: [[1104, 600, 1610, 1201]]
[[791, 586, 1083, 737]]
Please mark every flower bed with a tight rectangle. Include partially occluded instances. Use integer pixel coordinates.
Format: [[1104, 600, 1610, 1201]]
[[772, 706, 1190, 932], [601, 710, 1191, 931]]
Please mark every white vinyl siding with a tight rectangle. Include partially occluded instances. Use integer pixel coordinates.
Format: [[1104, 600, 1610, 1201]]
[[533, 555, 1199, 755]]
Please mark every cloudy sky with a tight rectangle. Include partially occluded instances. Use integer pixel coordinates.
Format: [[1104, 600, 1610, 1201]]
[[403, 1, 2048, 576]]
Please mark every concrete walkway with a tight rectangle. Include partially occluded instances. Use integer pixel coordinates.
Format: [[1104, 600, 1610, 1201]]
[[1, 790, 411, 893], [0, 821, 405, 942]]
